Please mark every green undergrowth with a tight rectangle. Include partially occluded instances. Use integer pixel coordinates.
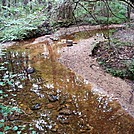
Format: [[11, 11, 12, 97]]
[[75, 0, 127, 25], [0, 2, 50, 42], [0, 0, 128, 43], [93, 40, 134, 80]]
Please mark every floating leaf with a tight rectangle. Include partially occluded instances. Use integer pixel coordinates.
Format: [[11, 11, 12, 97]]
[[0, 82, 5, 86], [29, 127, 34, 130], [0, 66, 7, 71], [17, 131, 22, 134], [3, 75, 9, 79], [32, 131, 36, 134], [4, 94, 8, 97], [0, 90, 3, 94], [0, 119, 4, 123], [4, 126, 10, 131], [11, 75, 17, 78], [3, 62, 9, 65], [0, 123, 4, 128], [7, 81, 13, 86], [12, 126, 18, 131], [11, 107, 21, 113]]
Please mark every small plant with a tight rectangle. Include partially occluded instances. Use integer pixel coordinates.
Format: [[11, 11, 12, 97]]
[[106, 68, 127, 78], [94, 39, 134, 80], [0, 2, 49, 42]]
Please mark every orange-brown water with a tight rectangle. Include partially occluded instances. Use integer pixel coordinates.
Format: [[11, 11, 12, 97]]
[[0, 30, 134, 133]]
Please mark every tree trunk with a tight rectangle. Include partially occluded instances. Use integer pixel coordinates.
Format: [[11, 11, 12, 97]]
[[24, 0, 28, 5], [2, 0, 6, 6], [127, 4, 131, 22]]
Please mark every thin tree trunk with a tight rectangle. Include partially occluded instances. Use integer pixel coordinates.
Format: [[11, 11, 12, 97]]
[[2, 0, 6, 7], [127, 4, 131, 22], [24, 0, 28, 5]]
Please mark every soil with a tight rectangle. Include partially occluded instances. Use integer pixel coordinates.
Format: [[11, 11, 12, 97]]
[[58, 26, 134, 117]]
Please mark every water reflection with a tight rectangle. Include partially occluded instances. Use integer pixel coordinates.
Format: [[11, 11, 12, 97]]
[[0, 43, 134, 133]]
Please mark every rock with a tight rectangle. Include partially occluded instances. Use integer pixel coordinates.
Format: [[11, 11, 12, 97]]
[[44, 35, 52, 38], [66, 99, 72, 103], [47, 104, 54, 109], [59, 109, 72, 115], [31, 103, 41, 110], [66, 40, 73, 46], [80, 129, 86, 133], [25, 67, 35, 74], [50, 36, 59, 41], [48, 94, 59, 102], [73, 41, 77, 44]]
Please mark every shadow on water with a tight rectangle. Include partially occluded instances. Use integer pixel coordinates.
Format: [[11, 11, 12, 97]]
[[0, 30, 134, 133]]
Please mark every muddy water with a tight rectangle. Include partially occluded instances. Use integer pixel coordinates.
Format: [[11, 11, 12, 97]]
[[0, 32, 134, 133]]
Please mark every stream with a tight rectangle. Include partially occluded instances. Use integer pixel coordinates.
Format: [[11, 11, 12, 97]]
[[0, 29, 134, 133]]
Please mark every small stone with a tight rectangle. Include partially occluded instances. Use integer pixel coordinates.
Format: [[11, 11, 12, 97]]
[[50, 36, 59, 41], [80, 129, 86, 133], [73, 41, 77, 44], [66, 40, 73, 46], [66, 99, 72, 103], [47, 104, 54, 109], [31, 103, 41, 110], [44, 35, 51, 38], [48, 94, 59, 102], [25, 67, 35, 74]]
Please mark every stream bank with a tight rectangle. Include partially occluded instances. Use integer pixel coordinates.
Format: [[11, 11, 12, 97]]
[[58, 25, 134, 118]]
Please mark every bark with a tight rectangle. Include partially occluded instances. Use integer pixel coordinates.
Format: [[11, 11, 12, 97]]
[[2, 0, 6, 6], [23, 0, 28, 5]]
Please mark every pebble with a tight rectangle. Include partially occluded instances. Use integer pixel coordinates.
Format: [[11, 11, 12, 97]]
[[47, 104, 54, 109], [66, 99, 72, 103], [25, 67, 35, 74], [66, 40, 73, 46], [31, 103, 41, 110], [48, 94, 59, 102], [50, 36, 59, 41]]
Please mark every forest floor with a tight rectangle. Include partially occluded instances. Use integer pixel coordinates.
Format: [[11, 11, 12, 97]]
[[58, 25, 134, 117]]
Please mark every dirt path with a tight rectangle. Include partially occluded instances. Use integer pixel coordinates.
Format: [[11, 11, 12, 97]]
[[58, 31, 134, 117]]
